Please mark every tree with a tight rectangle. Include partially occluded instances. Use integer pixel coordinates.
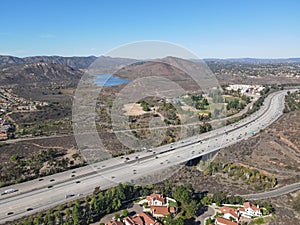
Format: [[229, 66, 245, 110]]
[[212, 192, 227, 206], [206, 217, 214, 225], [122, 209, 129, 217], [44, 210, 55, 225], [112, 198, 122, 211], [172, 185, 193, 206], [164, 214, 184, 225], [114, 213, 120, 220], [72, 204, 81, 225], [185, 199, 198, 217], [10, 154, 19, 162], [54, 211, 63, 225]]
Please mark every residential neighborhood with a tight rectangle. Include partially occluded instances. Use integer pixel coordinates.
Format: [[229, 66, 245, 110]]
[[105, 192, 270, 225], [105, 194, 177, 225], [0, 88, 48, 140], [213, 201, 266, 225], [225, 84, 265, 96]]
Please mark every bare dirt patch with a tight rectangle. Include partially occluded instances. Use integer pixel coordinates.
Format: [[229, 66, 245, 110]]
[[123, 103, 148, 116]]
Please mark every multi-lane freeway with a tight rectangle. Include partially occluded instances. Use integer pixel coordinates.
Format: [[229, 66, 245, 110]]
[[0, 90, 298, 223]]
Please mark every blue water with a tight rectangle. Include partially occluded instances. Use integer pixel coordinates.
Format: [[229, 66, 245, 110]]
[[94, 74, 130, 86]]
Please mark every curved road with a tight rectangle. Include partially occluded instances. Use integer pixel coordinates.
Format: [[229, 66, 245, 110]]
[[239, 182, 300, 200], [0, 90, 299, 224]]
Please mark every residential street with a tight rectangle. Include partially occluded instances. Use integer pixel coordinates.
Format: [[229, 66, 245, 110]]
[[196, 205, 216, 225]]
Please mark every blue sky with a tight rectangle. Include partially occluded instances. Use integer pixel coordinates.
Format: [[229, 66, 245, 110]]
[[0, 0, 299, 58]]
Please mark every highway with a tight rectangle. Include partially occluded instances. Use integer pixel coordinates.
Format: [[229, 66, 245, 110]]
[[0, 90, 298, 223]]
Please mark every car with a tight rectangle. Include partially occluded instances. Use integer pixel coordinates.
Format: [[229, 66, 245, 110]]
[[26, 208, 33, 211], [38, 178, 44, 181], [71, 174, 76, 177], [48, 185, 53, 188], [65, 194, 74, 199], [125, 157, 130, 160], [7, 212, 14, 215], [75, 180, 81, 184], [3, 189, 18, 194], [50, 179, 55, 182]]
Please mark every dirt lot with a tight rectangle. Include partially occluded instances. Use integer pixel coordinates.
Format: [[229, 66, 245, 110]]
[[0, 135, 83, 187]]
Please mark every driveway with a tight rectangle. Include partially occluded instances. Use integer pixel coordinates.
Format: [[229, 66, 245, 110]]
[[99, 203, 143, 224], [196, 206, 216, 225]]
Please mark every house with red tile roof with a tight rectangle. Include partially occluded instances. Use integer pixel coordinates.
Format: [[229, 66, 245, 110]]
[[107, 221, 125, 225], [139, 212, 160, 225], [146, 194, 166, 206], [123, 216, 135, 225], [123, 212, 162, 225], [145, 193, 177, 218], [219, 206, 239, 221], [150, 206, 171, 217], [216, 217, 238, 225], [243, 202, 262, 217]]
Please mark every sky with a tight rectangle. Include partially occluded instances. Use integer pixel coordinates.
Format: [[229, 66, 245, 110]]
[[0, 0, 299, 58]]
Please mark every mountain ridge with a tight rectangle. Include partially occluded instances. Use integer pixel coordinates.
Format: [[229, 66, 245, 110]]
[[1, 55, 300, 70]]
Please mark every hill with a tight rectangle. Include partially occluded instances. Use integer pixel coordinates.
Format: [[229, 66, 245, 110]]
[[0, 62, 82, 85], [0, 55, 97, 70]]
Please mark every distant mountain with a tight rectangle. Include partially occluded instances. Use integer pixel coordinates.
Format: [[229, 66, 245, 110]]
[[0, 55, 97, 69], [0, 62, 82, 86], [114, 56, 204, 91], [2, 55, 300, 70], [0, 55, 25, 65], [203, 58, 300, 64], [88, 56, 138, 74]]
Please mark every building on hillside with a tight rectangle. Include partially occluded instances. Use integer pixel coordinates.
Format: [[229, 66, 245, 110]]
[[216, 217, 238, 225], [144, 194, 177, 218], [122, 212, 162, 225], [243, 202, 262, 217], [219, 206, 239, 221], [150, 205, 176, 217], [146, 194, 166, 206], [107, 221, 125, 225]]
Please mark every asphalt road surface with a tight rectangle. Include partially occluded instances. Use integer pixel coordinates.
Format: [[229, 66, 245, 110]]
[[240, 182, 300, 200], [0, 90, 299, 223]]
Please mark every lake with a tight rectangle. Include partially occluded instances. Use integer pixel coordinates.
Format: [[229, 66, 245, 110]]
[[94, 74, 130, 86]]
